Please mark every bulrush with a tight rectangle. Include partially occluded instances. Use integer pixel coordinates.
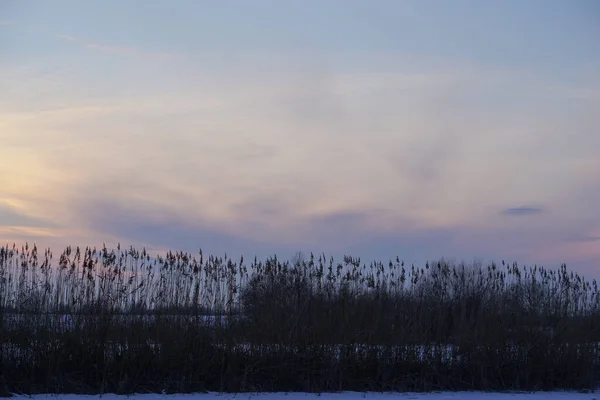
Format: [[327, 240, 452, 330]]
[[0, 244, 599, 394]]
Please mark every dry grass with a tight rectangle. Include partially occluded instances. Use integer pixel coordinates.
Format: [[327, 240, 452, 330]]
[[1, 243, 599, 394]]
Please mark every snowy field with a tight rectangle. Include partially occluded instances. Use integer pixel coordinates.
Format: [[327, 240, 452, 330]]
[[8, 392, 600, 400]]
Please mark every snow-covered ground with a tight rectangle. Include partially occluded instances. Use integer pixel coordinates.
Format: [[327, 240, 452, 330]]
[[8, 392, 600, 400]]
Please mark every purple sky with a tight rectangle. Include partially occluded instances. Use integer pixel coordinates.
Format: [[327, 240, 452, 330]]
[[1, 0, 599, 276]]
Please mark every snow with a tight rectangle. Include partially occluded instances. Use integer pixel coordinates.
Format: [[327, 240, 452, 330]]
[[9, 392, 599, 400]]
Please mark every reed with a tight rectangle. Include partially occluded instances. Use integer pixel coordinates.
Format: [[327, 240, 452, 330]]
[[0, 243, 598, 395]]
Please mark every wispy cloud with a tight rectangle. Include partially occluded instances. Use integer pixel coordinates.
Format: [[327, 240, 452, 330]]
[[0, 203, 57, 228], [69, 196, 300, 259], [1, 19, 178, 63], [1, 51, 599, 273], [55, 34, 178, 60], [501, 207, 544, 217], [564, 234, 600, 243], [0, 226, 61, 238]]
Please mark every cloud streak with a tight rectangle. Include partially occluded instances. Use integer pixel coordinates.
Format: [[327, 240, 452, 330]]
[[0, 203, 57, 228], [564, 235, 600, 243], [55, 34, 178, 60], [501, 207, 544, 217]]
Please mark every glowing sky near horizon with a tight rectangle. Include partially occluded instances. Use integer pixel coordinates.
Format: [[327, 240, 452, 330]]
[[1, 0, 599, 275]]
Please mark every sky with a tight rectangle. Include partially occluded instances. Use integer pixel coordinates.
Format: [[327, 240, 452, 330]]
[[1, 0, 599, 276]]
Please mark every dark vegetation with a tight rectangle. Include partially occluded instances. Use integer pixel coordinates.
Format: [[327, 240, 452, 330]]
[[1, 243, 599, 395]]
